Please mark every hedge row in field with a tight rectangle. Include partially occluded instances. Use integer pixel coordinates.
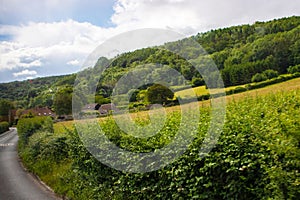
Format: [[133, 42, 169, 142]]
[[197, 73, 300, 100]]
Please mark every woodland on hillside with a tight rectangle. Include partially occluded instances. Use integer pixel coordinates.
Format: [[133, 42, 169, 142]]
[[0, 16, 299, 115]]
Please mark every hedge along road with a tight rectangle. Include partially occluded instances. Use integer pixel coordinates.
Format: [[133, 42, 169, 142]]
[[0, 128, 59, 200]]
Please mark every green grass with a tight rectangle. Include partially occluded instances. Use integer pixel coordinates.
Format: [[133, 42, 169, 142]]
[[175, 85, 207, 98], [175, 82, 251, 98], [175, 73, 299, 99]]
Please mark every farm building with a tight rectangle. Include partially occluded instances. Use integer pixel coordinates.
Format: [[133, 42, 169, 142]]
[[98, 103, 119, 115]]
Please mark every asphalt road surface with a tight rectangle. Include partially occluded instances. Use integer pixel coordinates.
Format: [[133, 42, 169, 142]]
[[0, 128, 59, 200]]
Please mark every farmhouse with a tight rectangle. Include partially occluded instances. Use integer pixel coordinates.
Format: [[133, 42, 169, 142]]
[[21, 107, 56, 118], [98, 103, 119, 115]]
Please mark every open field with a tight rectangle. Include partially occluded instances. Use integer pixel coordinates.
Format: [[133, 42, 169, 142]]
[[224, 76, 300, 102], [133, 77, 300, 116], [175, 74, 299, 99]]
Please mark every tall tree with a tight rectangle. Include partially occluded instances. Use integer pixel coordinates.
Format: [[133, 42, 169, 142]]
[[0, 99, 13, 116], [53, 86, 73, 115], [146, 84, 174, 105]]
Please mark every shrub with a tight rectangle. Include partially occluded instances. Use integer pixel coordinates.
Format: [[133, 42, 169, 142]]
[[17, 116, 54, 145], [287, 64, 300, 74], [192, 77, 205, 87], [0, 121, 9, 134], [146, 84, 174, 105], [197, 94, 210, 101], [251, 73, 268, 83], [263, 69, 279, 79], [95, 95, 110, 104], [294, 72, 300, 77], [226, 86, 247, 95]]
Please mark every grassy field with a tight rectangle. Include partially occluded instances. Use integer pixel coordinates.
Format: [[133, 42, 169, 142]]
[[53, 77, 300, 130], [224, 76, 300, 102], [174, 83, 248, 98], [175, 85, 208, 98], [175, 74, 299, 99], [136, 77, 300, 117]]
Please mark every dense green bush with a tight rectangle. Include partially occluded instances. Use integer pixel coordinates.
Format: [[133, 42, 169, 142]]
[[251, 73, 268, 83], [226, 86, 247, 95], [0, 121, 9, 134], [251, 69, 279, 83], [192, 77, 205, 87], [247, 73, 300, 90], [146, 84, 174, 105], [263, 69, 279, 79], [288, 64, 300, 74], [17, 116, 53, 145]]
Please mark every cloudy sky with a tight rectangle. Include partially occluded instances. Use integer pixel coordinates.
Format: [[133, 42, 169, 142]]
[[0, 0, 299, 83]]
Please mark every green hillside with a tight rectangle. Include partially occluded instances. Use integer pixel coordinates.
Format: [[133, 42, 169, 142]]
[[0, 16, 299, 111]]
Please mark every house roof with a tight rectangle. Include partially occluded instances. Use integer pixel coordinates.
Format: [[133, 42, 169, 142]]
[[21, 107, 56, 117]]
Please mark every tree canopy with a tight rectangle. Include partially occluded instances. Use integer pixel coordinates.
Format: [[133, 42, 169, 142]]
[[146, 84, 174, 105], [53, 86, 73, 115]]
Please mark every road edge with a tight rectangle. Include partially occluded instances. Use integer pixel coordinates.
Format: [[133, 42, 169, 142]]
[[0, 127, 15, 138], [17, 157, 66, 200], [14, 128, 66, 200]]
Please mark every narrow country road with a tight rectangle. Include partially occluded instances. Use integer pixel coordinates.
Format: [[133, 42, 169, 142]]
[[0, 128, 59, 200]]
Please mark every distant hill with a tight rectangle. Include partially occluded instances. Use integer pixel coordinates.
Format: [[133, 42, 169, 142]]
[[0, 16, 299, 109]]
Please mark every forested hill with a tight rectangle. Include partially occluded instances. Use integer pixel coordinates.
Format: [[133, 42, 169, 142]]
[[0, 16, 299, 108], [197, 16, 300, 86]]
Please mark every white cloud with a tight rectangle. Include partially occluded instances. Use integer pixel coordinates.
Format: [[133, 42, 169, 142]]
[[67, 59, 80, 66], [13, 69, 37, 77], [18, 60, 42, 68], [0, 0, 299, 82], [12, 20, 109, 47], [0, 20, 119, 71], [111, 0, 300, 35], [0, 41, 43, 70]]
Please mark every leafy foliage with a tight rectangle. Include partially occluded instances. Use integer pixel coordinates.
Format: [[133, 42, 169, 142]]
[[146, 84, 174, 104], [17, 116, 53, 146], [17, 89, 300, 199], [191, 77, 205, 87], [53, 86, 73, 115], [263, 69, 279, 79], [251, 73, 268, 83], [0, 121, 9, 134], [0, 99, 14, 116], [0, 75, 73, 102], [288, 64, 300, 74]]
